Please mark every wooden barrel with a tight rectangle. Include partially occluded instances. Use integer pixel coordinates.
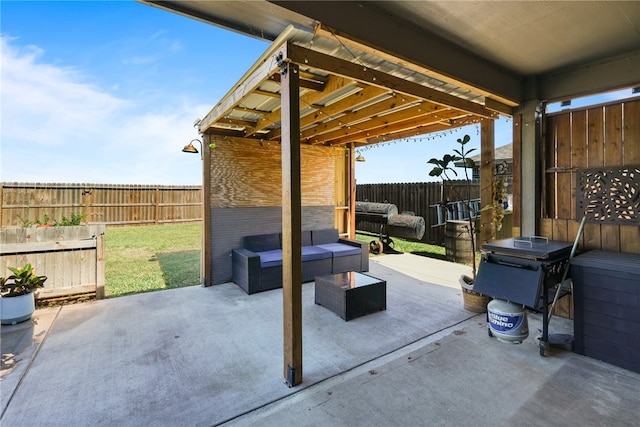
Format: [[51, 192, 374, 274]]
[[387, 214, 425, 240], [444, 220, 474, 265]]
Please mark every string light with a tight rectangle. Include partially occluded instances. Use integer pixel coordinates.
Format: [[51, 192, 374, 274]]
[[353, 123, 481, 154]]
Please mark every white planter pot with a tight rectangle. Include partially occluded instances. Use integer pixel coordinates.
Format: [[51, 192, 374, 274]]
[[0, 292, 36, 325]]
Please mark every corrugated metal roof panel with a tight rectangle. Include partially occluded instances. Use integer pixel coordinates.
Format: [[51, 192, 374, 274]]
[[199, 26, 499, 145]]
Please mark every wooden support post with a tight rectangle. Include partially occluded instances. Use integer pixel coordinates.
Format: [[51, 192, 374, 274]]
[[95, 227, 106, 299], [480, 119, 495, 244], [349, 143, 357, 238], [520, 100, 542, 237], [512, 114, 522, 237], [202, 133, 212, 287], [281, 61, 303, 387]]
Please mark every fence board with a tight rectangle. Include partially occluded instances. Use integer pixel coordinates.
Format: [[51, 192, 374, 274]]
[[0, 225, 106, 300], [624, 99, 640, 164], [600, 224, 620, 252], [587, 106, 604, 167], [604, 104, 623, 166], [571, 110, 587, 168], [620, 225, 640, 253], [1, 239, 96, 254], [1, 183, 202, 227]]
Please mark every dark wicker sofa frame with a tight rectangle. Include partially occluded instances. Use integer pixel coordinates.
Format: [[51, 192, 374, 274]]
[[232, 228, 368, 294]]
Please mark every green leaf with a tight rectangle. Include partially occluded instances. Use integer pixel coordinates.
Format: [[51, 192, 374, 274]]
[[458, 134, 471, 145], [429, 167, 443, 177]]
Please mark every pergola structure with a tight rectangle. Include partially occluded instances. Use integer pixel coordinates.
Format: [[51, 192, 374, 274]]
[[197, 24, 504, 233], [199, 28, 502, 144], [193, 28, 501, 385], [141, 0, 640, 387]]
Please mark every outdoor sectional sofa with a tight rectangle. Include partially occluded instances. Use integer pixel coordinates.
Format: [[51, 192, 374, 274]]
[[232, 228, 369, 294]]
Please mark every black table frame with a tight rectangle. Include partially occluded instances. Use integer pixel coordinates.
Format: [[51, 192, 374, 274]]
[[314, 271, 386, 321]]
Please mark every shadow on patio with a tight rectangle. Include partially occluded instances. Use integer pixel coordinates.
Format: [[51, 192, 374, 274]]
[[2, 254, 639, 426]]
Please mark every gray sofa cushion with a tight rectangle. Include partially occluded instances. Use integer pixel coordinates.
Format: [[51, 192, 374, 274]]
[[311, 228, 339, 245], [316, 242, 361, 257], [245, 233, 280, 252], [301, 230, 313, 246], [301, 246, 332, 261], [259, 246, 332, 268], [257, 249, 283, 268]]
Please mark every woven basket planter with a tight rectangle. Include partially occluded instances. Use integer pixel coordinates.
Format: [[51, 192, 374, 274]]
[[459, 274, 490, 313]]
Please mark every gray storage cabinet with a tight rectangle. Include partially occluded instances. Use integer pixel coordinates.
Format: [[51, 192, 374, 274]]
[[571, 250, 640, 373]]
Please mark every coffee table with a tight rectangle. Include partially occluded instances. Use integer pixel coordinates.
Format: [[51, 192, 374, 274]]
[[314, 271, 386, 321]]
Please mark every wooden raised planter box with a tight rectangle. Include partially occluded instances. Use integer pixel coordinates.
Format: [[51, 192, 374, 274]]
[[0, 225, 106, 301]]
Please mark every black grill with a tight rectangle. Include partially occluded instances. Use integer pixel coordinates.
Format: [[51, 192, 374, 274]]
[[473, 237, 573, 355]]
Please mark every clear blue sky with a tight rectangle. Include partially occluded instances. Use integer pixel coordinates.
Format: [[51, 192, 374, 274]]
[[1, 1, 636, 186]]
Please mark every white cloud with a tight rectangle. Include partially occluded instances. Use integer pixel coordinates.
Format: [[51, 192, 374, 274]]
[[1, 37, 127, 145], [1, 36, 208, 185]]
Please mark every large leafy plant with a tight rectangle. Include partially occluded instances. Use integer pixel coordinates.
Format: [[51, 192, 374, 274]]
[[0, 264, 47, 297], [428, 134, 479, 277]]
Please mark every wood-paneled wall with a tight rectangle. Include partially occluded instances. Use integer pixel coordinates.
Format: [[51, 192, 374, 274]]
[[207, 138, 346, 284], [542, 98, 640, 319], [542, 98, 640, 254], [209, 138, 342, 208]]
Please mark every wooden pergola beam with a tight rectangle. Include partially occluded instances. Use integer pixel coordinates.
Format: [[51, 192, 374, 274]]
[[199, 41, 287, 133], [246, 75, 355, 137], [300, 94, 422, 141], [283, 42, 498, 120], [216, 117, 258, 129], [324, 109, 468, 146], [268, 72, 327, 92], [268, 85, 390, 141]]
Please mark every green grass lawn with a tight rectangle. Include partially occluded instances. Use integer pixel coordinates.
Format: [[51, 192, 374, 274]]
[[105, 224, 447, 298], [356, 231, 446, 259], [105, 223, 202, 298]]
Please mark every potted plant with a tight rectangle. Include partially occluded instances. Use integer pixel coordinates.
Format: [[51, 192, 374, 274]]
[[0, 264, 47, 325], [428, 134, 489, 312]]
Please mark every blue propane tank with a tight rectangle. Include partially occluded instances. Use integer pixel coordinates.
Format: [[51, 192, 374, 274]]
[[487, 299, 529, 344]]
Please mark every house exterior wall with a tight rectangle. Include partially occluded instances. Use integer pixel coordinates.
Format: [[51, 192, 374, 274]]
[[207, 137, 347, 284]]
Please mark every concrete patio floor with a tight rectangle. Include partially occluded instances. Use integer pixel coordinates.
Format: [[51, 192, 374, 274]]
[[1, 253, 639, 426]]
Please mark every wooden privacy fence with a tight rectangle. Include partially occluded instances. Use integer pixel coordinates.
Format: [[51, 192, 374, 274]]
[[0, 225, 106, 300], [356, 181, 480, 244], [541, 97, 640, 255], [0, 183, 202, 228]]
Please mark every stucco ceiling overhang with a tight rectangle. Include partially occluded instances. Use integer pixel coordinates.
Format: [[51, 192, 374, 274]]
[[141, 1, 640, 107]]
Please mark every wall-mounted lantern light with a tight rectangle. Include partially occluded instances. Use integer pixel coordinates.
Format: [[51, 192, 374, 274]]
[[182, 139, 203, 160]]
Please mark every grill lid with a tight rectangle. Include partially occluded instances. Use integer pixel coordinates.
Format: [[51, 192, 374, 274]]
[[482, 237, 572, 260]]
